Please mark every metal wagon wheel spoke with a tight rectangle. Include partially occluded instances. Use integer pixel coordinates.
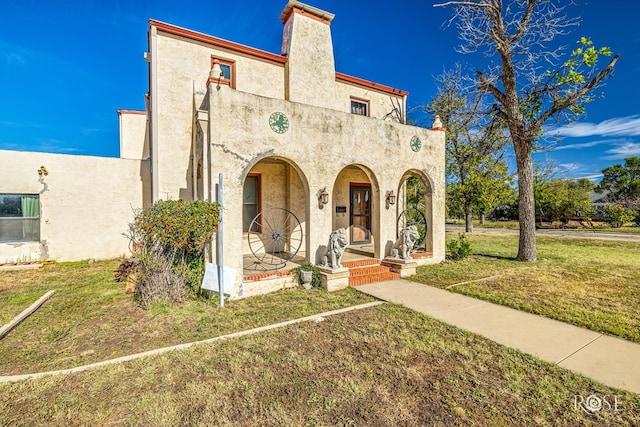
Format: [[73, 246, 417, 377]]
[[247, 208, 303, 271]]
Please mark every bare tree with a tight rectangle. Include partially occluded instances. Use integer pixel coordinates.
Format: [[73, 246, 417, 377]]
[[382, 97, 405, 123], [428, 65, 511, 232], [434, 0, 618, 261]]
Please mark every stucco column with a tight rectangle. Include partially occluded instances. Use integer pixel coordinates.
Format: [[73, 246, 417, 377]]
[[306, 177, 334, 264]]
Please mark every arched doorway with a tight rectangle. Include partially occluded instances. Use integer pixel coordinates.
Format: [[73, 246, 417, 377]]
[[241, 157, 309, 273], [397, 170, 434, 255], [332, 165, 380, 258]]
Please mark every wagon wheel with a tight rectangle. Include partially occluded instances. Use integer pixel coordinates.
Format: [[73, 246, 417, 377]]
[[397, 205, 428, 251], [247, 208, 303, 271]]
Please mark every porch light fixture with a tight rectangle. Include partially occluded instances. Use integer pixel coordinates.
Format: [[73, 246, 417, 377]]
[[210, 59, 224, 90], [319, 188, 329, 205], [386, 190, 396, 206]]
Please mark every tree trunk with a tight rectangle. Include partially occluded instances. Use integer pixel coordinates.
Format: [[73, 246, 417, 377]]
[[479, 213, 485, 225], [515, 144, 537, 262], [465, 201, 473, 233], [465, 211, 473, 232]]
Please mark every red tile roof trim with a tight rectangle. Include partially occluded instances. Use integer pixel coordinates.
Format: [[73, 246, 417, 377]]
[[149, 20, 409, 98], [149, 19, 288, 65], [336, 72, 409, 97]]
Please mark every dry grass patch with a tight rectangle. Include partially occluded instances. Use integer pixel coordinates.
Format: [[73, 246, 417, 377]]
[[1, 305, 638, 426], [412, 233, 640, 342], [0, 260, 374, 374]]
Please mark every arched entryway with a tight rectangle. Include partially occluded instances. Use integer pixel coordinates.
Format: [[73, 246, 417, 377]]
[[396, 170, 434, 255], [332, 165, 380, 259], [241, 157, 309, 273]]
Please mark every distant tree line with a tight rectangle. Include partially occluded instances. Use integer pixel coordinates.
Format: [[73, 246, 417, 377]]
[[446, 156, 640, 228]]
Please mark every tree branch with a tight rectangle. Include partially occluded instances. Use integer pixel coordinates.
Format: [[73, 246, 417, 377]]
[[433, 1, 489, 8], [535, 54, 619, 131], [510, 0, 536, 43], [476, 71, 507, 106]]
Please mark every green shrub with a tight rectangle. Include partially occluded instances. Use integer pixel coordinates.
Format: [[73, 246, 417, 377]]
[[447, 233, 472, 260], [602, 204, 634, 228], [129, 200, 220, 308], [137, 200, 220, 252]]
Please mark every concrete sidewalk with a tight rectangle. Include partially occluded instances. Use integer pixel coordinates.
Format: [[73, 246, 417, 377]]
[[357, 279, 640, 394]]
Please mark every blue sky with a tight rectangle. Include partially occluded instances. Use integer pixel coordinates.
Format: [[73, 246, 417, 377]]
[[1, 0, 639, 181]]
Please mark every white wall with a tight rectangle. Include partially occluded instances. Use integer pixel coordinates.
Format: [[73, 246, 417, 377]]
[[119, 111, 149, 160], [0, 150, 150, 263]]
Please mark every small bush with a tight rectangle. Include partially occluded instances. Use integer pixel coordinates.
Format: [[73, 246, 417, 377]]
[[447, 233, 472, 260], [292, 262, 323, 288], [128, 200, 220, 308]]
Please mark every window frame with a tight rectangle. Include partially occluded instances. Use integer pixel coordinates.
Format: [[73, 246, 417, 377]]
[[350, 97, 369, 117], [0, 193, 41, 243], [211, 56, 237, 89], [242, 173, 261, 233]]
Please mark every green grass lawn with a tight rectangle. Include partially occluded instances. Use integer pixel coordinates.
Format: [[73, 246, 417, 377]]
[[411, 233, 640, 342]]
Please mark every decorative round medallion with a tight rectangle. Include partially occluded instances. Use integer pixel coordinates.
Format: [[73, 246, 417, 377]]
[[269, 112, 289, 134], [410, 135, 422, 152]]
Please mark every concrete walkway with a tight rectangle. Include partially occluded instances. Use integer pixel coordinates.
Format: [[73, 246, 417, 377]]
[[357, 279, 640, 394]]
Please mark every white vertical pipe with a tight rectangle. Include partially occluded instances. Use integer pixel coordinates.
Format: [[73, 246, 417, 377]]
[[217, 173, 224, 307]]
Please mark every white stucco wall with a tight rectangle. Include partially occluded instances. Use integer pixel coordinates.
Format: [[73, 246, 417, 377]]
[[147, 9, 446, 299], [205, 85, 445, 297], [153, 30, 286, 201], [283, 11, 336, 109], [335, 81, 405, 121], [119, 111, 149, 160], [0, 150, 150, 263]]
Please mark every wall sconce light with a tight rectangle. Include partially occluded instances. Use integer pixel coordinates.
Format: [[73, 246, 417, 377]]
[[386, 190, 396, 206], [37, 166, 48, 176], [210, 59, 224, 90], [319, 188, 329, 206]]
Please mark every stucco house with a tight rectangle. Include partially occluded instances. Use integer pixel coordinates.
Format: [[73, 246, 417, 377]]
[[0, 1, 445, 298]]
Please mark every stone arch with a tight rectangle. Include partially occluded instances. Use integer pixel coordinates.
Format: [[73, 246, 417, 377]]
[[331, 164, 381, 259], [241, 156, 311, 271], [396, 169, 434, 254]]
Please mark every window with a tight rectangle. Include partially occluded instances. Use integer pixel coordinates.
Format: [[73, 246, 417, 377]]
[[350, 98, 369, 116], [0, 194, 40, 243], [211, 56, 236, 89], [242, 174, 261, 232]]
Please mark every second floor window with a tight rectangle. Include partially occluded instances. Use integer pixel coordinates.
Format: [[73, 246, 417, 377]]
[[350, 98, 369, 116], [211, 57, 236, 89]]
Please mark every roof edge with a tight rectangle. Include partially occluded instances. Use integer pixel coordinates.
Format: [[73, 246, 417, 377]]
[[335, 72, 409, 97], [280, 1, 335, 23], [149, 19, 288, 65]]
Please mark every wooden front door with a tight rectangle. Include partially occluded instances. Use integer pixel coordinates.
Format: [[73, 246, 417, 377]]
[[350, 184, 371, 244]]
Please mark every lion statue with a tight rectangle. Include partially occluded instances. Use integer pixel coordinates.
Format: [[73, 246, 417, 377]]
[[320, 228, 349, 269], [391, 225, 420, 260]]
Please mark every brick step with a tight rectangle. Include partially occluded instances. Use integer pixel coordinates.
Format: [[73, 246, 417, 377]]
[[342, 258, 381, 268], [349, 271, 400, 286], [348, 265, 391, 276], [346, 262, 401, 286], [244, 269, 293, 282]]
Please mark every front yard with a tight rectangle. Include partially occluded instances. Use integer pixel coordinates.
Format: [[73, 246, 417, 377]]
[[1, 234, 639, 425]]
